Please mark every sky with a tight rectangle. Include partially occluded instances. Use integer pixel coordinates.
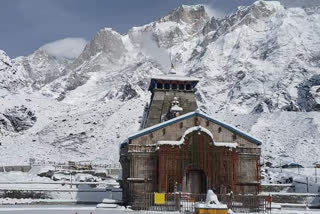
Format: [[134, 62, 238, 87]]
[[0, 0, 319, 58]]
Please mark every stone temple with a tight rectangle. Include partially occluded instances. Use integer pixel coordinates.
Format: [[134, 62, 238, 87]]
[[120, 74, 261, 206]]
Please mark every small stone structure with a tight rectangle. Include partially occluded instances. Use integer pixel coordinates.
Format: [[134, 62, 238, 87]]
[[120, 75, 261, 206]]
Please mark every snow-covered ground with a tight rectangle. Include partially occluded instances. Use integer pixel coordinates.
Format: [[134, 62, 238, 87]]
[[0, 90, 143, 165], [0, 206, 319, 214], [0, 166, 122, 205], [263, 168, 320, 185], [0, 206, 132, 214]]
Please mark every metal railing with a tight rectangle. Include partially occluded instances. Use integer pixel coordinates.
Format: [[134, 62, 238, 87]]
[[128, 144, 156, 153], [29, 159, 121, 170], [237, 147, 261, 155], [132, 192, 267, 213], [220, 194, 266, 213]]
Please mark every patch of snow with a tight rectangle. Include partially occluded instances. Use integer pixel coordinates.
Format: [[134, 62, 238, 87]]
[[157, 125, 213, 146], [170, 104, 183, 112], [214, 142, 238, 148], [152, 75, 199, 82], [195, 190, 228, 209]]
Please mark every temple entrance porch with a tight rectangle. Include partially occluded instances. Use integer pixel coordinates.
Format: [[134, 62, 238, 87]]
[[157, 128, 238, 195]]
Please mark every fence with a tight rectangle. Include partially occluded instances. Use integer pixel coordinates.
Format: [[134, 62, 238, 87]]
[[269, 167, 320, 184], [132, 192, 267, 213], [220, 194, 267, 213], [0, 165, 31, 173], [29, 159, 121, 169], [0, 188, 121, 204]]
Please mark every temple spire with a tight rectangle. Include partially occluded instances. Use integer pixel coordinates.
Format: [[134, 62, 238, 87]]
[[169, 53, 176, 74]]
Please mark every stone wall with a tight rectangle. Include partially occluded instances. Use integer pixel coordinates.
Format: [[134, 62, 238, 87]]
[[124, 112, 261, 205], [121, 151, 158, 205], [261, 184, 294, 192], [131, 115, 258, 149], [0, 165, 31, 173]]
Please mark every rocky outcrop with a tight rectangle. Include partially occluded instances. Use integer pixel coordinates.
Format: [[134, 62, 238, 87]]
[[13, 49, 69, 90], [0, 50, 29, 91], [297, 75, 320, 111], [1, 106, 36, 132]]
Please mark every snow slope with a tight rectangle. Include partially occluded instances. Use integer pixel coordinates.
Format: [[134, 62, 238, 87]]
[[1, 1, 320, 166]]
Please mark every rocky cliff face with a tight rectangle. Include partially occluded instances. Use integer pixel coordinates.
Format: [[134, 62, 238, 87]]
[[0, 50, 29, 92], [0, 1, 320, 166], [13, 49, 69, 90], [0, 105, 36, 132], [191, 1, 320, 115]]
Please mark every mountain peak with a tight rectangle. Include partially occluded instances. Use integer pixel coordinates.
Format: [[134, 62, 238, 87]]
[[0, 49, 29, 91], [209, 0, 284, 34], [180, 4, 206, 11], [252, 0, 283, 13], [160, 4, 209, 24], [98, 27, 119, 35], [12, 47, 70, 90], [0, 50, 12, 69], [237, 0, 283, 20], [79, 27, 126, 59]]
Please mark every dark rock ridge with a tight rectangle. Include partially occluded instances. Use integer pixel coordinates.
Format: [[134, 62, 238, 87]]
[[1, 106, 37, 132], [297, 75, 320, 112]]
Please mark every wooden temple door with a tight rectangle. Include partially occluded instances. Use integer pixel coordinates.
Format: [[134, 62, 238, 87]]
[[180, 131, 214, 194], [184, 169, 207, 194]]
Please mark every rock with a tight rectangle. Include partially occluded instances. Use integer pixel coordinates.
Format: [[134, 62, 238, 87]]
[[37, 170, 54, 178], [94, 171, 107, 179], [297, 75, 320, 111], [119, 83, 138, 101], [13, 49, 70, 90], [1, 106, 36, 132], [0, 50, 29, 91]]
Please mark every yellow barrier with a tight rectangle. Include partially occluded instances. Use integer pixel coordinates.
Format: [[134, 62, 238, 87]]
[[195, 208, 228, 214], [154, 193, 165, 205]]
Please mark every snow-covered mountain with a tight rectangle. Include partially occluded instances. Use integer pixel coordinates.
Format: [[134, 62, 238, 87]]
[[13, 49, 70, 90], [0, 50, 29, 92], [1, 1, 320, 166]]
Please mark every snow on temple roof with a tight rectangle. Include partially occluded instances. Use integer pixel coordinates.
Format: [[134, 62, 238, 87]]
[[158, 139, 238, 149], [157, 140, 181, 145], [157, 126, 213, 146], [128, 111, 262, 145], [170, 104, 183, 112], [151, 75, 199, 82], [214, 142, 238, 148]]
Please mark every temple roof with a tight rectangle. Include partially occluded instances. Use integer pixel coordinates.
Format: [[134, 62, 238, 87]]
[[148, 75, 199, 91], [151, 75, 199, 82], [128, 110, 262, 145], [170, 104, 183, 112]]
